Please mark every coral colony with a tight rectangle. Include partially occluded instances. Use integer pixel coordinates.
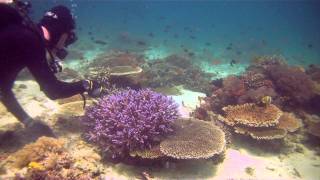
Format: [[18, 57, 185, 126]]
[[82, 89, 179, 157]]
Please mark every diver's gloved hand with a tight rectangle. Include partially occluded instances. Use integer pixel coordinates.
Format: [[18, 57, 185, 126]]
[[82, 80, 103, 98], [49, 58, 63, 73]]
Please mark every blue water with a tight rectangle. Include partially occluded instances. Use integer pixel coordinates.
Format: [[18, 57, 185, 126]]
[[31, 0, 320, 65]]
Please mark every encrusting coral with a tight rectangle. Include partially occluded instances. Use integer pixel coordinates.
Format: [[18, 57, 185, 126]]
[[159, 118, 226, 159], [222, 103, 283, 127], [82, 88, 179, 157]]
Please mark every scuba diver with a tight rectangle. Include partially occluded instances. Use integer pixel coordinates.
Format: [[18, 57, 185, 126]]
[[0, 1, 102, 129]]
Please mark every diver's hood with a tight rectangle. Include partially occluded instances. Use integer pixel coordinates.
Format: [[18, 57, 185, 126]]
[[39, 5, 75, 48]]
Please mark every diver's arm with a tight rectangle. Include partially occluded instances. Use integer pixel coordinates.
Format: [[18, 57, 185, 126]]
[[0, 87, 32, 124], [23, 30, 85, 100], [27, 56, 86, 100]]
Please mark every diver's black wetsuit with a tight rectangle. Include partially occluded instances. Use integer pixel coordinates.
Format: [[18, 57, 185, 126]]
[[0, 11, 85, 122]]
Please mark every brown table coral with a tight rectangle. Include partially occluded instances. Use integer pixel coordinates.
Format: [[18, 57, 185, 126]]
[[222, 103, 282, 127], [220, 103, 302, 140], [234, 126, 287, 140], [159, 118, 226, 159]]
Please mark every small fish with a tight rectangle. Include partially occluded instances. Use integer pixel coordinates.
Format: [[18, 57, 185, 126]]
[[137, 41, 147, 46], [94, 40, 107, 45], [230, 59, 237, 66], [148, 32, 154, 37], [188, 52, 195, 57], [307, 43, 313, 49], [189, 35, 196, 39]]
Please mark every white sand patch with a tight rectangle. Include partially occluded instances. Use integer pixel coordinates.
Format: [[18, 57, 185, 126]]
[[212, 147, 320, 180], [13, 80, 59, 118], [214, 149, 283, 180], [170, 86, 206, 118]]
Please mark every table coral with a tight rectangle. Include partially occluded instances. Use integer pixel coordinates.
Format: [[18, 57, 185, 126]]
[[222, 103, 283, 127], [234, 126, 287, 140], [159, 118, 226, 159]]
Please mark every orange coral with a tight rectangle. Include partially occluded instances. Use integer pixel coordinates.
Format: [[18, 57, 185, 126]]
[[222, 103, 283, 127], [11, 137, 65, 168], [276, 112, 302, 133]]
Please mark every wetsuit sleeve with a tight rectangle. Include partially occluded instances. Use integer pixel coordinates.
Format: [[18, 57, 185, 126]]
[[22, 29, 85, 100]]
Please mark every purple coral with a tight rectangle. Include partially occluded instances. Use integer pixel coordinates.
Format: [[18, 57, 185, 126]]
[[82, 89, 179, 157]]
